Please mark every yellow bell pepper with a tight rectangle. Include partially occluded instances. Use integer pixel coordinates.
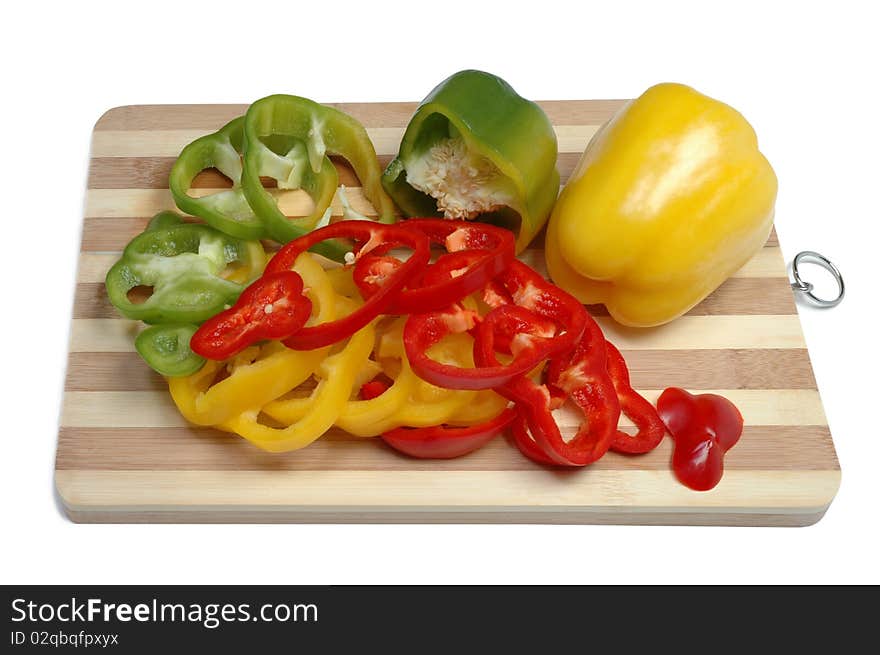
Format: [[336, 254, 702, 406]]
[[546, 82, 778, 327]]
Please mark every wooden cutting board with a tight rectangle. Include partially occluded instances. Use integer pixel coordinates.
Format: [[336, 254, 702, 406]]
[[55, 101, 840, 525]]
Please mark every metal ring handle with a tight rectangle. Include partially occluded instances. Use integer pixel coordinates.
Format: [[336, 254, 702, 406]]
[[790, 250, 844, 308]]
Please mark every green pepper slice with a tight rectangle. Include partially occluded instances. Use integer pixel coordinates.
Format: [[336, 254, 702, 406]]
[[105, 211, 265, 324], [135, 324, 205, 377], [382, 70, 560, 252], [241, 94, 397, 260], [169, 117, 266, 241]]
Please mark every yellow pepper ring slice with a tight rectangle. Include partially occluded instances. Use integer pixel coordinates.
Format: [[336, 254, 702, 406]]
[[218, 300, 376, 453]]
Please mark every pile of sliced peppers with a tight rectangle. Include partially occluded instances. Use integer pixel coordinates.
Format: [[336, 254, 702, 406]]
[[101, 86, 706, 477], [154, 217, 665, 465]]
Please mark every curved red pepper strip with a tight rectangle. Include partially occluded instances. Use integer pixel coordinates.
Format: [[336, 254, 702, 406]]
[[605, 340, 667, 454], [479, 306, 619, 467], [190, 271, 312, 360], [353, 219, 515, 314], [382, 409, 516, 459], [265, 220, 431, 350], [405, 259, 587, 391], [510, 412, 560, 465], [657, 387, 744, 491], [538, 317, 620, 465]]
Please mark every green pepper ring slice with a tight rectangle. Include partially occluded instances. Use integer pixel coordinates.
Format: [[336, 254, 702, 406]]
[[135, 324, 205, 377]]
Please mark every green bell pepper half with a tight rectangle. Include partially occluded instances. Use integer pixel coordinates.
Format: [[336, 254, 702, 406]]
[[135, 323, 205, 377], [105, 211, 265, 324], [169, 117, 266, 241], [381, 70, 560, 252], [241, 94, 397, 260]]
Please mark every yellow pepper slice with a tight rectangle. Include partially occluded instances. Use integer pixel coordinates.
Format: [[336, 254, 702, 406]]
[[218, 304, 376, 453], [220, 240, 268, 284]]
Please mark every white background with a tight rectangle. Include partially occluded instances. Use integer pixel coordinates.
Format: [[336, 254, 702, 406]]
[[2, 0, 878, 584]]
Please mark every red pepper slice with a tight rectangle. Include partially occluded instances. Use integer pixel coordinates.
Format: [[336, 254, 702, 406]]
[[657, 387, 744, 491], [190, 271, 312, 360], [510, 411, 561, 465], [381, 409, 516, 459], [352, 219, 515, 314], [265, 220, 431, 350], [360, 379, 390, 400], [405, 259, 587, 391], [353, 255, 404, 301], [605, 341, 667, 454], [482, 306, 620, 467]]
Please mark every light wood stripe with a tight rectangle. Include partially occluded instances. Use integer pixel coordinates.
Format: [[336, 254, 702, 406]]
[[93, 100, 628, 132], [55, 469, 840, 510], [67, 315, 806, 354], [55, 425, 836, 472], [91, 125, 601, 158], [64, 349, 817, 392], [597, 315, 805, 350], [60, 389, 827, 429], [73, 276, 796, 320]]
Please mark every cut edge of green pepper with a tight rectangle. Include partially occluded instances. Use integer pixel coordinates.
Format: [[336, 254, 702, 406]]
[[381, 70, 560, 252]]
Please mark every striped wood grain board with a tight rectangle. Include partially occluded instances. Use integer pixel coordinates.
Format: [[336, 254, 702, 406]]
[[55, 101, 840, 525]]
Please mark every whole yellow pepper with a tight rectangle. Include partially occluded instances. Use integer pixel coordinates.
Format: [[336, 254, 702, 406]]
[[546, 83, 778, 327]]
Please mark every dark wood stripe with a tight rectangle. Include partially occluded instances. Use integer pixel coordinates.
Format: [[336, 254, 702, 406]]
[[74, 273, 796, 321], [80, 217, 780, 253], [65, 348, 817, 392], [94, 100, 628, 131], [66, 353, 166, 391], [586, 277, 796, 317], [82, 217, 152, 250], [55, 425, 837, 472]]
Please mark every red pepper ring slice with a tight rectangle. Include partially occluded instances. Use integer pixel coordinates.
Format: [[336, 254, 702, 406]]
[[390, 220, 514, 314], [404, 304, 555, 391], [496, 260, 587, 344], [406, 259, 589, 392], [353, 255, 403, 300], [536, 316, 620, 466], [382, 409, 516, 459], [481, 307, 620, 467], [605, 340, 667, 454], [265, 220, 431, 350], [190, 270, 312, 361], [352, 219, 515, 314], [477, 301, 558, 356]]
